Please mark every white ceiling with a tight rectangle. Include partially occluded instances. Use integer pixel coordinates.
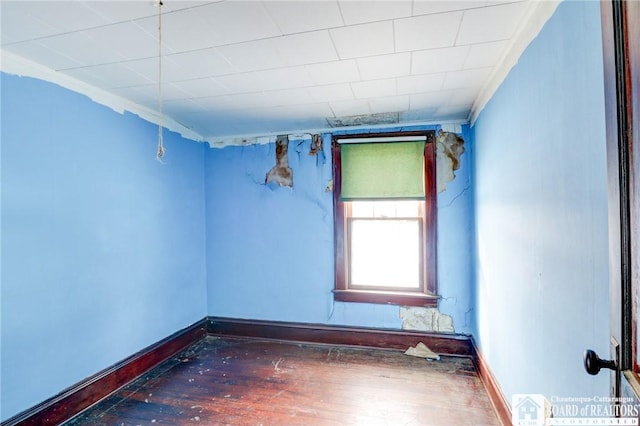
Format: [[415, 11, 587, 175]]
[[0, 0, 559, 145]]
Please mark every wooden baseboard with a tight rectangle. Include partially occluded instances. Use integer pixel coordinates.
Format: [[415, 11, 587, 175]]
[[2, 319, 207, 426], [207, 316, 474, 356], [3, 317, 480, 426], [472, 339, 512, 426]]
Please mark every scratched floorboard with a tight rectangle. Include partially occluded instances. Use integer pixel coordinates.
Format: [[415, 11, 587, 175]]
[[65, 336, 499, 426]]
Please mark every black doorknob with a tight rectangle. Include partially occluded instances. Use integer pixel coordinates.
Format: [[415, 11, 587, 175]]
[[584, 349, 617, 375]]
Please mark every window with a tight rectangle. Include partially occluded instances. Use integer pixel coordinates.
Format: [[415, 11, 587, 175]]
[[332, 131, 438, 307]]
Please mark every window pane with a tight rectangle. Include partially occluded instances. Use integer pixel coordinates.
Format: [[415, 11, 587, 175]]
[[350, 201, 375, 217], [349, 219, 420, 288], [350, 200, 420, 218]]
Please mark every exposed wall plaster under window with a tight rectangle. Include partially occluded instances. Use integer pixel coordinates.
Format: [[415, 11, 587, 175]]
[[400, 306, 455, 333]]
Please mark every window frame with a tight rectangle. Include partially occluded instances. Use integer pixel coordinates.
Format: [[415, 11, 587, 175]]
[[332, 131, 438, 307]]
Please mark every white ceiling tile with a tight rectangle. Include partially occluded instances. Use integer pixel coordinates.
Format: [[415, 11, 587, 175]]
[[216, 39, 283, 72], [329, 99, 371, 117], [338, 1, 412, 25], [400, 107, 438, 121], [217, 66, 313, 94], [456, 2, 529, 45], [394, 12, 463, 52], [4, 1, 109, 41], [273, 31, 339, 66], [0, 0, 542, 141], [305, 60, 360, 85], [464, 40, 508, 68], [262, 1, 344, 34], [263, 88, 313, 107], [411, 87, 479, 110], [62, 63, 154, 89], [83, 1, 203, 24], [171, 78, 230, 98], [111, 82, 192, 107], [37, 32, 126, 68], [108, 86, 153, 106], [442, 67, 493, 90], [57, 67, 112, 89], [2, 41, 83, 70], [251, 102, 334, 120], [104, 63, 157, 88], [411, 46, 470, 75], [189, 111, 250, 137], [161, 83, 201, 102], [356, 52, 411, 80], [265, 115, 330, 134], [163, 98, 208, 115], [351, 78, 396, 99], [198, 93, 273, 111], [397, 74, 445, 95], [412, 1, 487, 16], [166, 49, 237, 79], [0, 3, 60, 44], [84, 22, 170, 60], [136, 2, 281, 52], [368, 95, 410, 114], [307, 83, 354, 103], [409, 91, 454, 110], [330, 21, 395, 59], [444, 87, 482, 106], [434, 104, 472, 119]]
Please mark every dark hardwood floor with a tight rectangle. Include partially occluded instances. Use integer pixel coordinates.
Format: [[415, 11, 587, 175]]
[[65, 336, 499, 425]]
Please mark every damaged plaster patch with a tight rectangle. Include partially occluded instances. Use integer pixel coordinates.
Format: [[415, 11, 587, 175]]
[[400, 306, 455, 333], [436, 129, 465, 193], [309, 134, 323, 156], [326, 112, 399, 128], [265, 135, 293, 187]]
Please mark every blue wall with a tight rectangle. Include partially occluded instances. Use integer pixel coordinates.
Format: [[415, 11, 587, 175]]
[[472, 0, 609, 401], [0, 74, 207, 420], [204, 125, 476, 333]]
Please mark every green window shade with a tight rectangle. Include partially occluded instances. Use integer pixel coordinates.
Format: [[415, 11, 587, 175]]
[[340, 141, 425, 200]]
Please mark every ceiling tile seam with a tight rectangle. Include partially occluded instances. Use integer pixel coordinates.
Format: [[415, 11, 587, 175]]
[[326, 22, 344, 61], [410, 5, 489, 18], [29, 34, 494, 77], [391, 18, 398, 54], [452, 10, 467, 47], [1, 10, 167, 49], [335, 0, 348, 32], [26, 40, 85, 71], [259, 1, 287, 38], [49, 37, 352, 75], [111, 67, 457, 98]]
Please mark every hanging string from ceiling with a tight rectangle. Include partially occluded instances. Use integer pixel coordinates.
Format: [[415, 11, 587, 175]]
[[156, 0, 165, 162]]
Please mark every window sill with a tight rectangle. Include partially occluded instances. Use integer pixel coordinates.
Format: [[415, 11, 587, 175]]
[[333, 289, 439, 307]]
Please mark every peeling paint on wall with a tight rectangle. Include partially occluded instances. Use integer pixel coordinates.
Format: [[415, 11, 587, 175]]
[[265, 135, 293, 187], [436, 130, 465, 193], [326, 112, 399, 127], [399, 306, 455, 333], [325, 179, 334, 192], [309, 134, 323, 156]]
